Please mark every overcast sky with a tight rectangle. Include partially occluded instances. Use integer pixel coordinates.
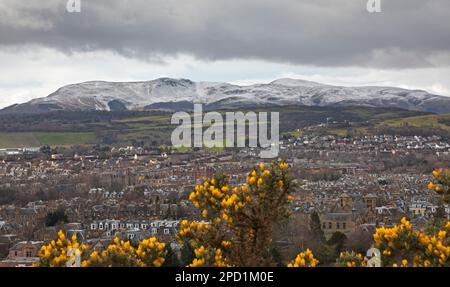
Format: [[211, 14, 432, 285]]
[[0, 0, 449, 108]]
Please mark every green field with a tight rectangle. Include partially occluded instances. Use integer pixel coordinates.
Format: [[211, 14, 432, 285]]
[[0, 132, 96, 148], [114, 114, 170, 123], [325, 114, 450, 137], [327, 127, 369, 137], [377, 114, 450, 131]]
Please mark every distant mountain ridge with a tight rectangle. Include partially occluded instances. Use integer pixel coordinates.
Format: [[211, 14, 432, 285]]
[[2, 78, 450, 114]]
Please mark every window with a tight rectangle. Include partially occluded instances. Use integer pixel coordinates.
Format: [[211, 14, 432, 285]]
[[164, 228, 170, 235], [322, 222, 326, 229], [336, 222, 340, 229], [152, 228, 157, 234], [26, 251, 32, 257], [328, 222, 332, 229], [343, 222, 346, 229]]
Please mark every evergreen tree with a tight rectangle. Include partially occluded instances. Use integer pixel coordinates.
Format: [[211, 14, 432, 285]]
[[327, 231, 347, 255], [180, 242, 195, 266], [426, 202, 447, 235], [311, 243, 336, 265], [45, 209, 68, 227], [270, 247, 284, 267], [163, 244, 180, 267], [310, 211, 325, 243], [435, 204, 446, 219]]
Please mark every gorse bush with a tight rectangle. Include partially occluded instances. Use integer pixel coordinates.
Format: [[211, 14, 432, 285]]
[[35, 232, 166, 267], [87, 237, 166, 267], [373, 218, 450, 267], [334, 251, 367, 267], [428, 168, 450, 203], [87, 237, 145, 267], [287, 249, 319, 267], [34, 230, 89, 267], [36, 165, 450, 267], [179, 162, 302, 267]]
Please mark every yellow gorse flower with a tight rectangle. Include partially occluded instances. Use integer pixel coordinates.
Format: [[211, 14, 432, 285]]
[[287, 249, 319, 267], [279, 162, 288, 170], [374, 215, 450, 267]]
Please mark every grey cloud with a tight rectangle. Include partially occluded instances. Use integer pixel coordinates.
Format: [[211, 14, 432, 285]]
[[0, 0, 449, 68]]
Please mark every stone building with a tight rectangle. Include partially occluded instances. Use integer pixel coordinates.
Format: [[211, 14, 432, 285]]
[[321, 193, 377, 237]]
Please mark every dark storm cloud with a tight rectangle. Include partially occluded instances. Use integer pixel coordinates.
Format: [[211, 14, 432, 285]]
[[0, 0, 449, 68]]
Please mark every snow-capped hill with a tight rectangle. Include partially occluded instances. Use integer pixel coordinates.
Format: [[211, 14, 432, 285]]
[[270, 78, 326, 88], [2, 78, 450, 114]]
